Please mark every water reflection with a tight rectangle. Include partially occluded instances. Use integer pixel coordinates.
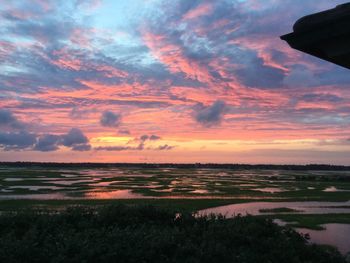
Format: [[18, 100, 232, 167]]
[[84, 190, 145, 199], [297, 224, 350, 255], [1, 167, 350, 201], [323, 186, 350, 192]]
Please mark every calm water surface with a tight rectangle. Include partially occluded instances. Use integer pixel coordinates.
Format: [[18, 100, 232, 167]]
[[297, 224, 350, 255], [199, 203, 350, 255]]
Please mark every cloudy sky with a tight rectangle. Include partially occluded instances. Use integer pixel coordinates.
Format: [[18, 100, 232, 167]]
[[1, 0, 350, 164]]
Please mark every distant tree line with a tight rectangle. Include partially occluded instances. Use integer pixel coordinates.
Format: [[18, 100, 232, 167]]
[[1, 162, 350, 171]]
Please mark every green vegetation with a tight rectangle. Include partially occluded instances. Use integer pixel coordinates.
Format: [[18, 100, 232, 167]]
[[0, 198, 247, 212], [265, 214, 350, 230], [0, 205, 346, 263]]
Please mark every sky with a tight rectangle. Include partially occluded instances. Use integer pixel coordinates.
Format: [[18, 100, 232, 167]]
[[0, 0, 350, 164]]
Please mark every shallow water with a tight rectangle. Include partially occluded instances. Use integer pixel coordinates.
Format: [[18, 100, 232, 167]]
[[297, 224, 350, 255], [9, 185, 66, 191], [191, 189, 210, 194], [3, 178, 24, 182], [323, 186, 350, 192], [251, 187, 286, 193], [1, 167, 350, 200]]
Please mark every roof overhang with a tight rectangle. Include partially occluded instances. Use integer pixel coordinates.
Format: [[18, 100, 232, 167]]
[[281, 3, 350, 69]]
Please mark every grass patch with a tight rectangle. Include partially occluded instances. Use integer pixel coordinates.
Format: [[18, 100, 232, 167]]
[[264, 213, 350, 230], [259, 207, 302, 213], [0, 198, 248, 212]]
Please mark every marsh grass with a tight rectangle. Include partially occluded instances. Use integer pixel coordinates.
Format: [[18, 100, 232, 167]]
[[1, 167, 350, 201], [264, 213, 350, 230]]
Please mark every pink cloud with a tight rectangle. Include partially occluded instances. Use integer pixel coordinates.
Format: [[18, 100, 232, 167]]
[[142, 31, 212, 83], [96, 65, 128, 78], [295, 102, 335, 111], [51, 58, 83, 71], [183, 3, 213, 20]]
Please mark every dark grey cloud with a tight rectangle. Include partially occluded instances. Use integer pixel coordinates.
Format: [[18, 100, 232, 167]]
[[140, 135, 149, 141], [61, 128, 89, 148], [194, 100, 227, 126], [94, 146, 132, 151], [149, 135, 161, 140], [157, 144, 175, 150], [0, 130, 37, 150], [0, 123, 91, 152], [100, 111, 121, 127], [138, 134, 161, 142], [33, 134, 61, 152], [1, 127, 92, 152], [132, 134, 163, 150], [0, 109, 25, 130], [118, 129, 130, 135], [35, 128, 91, 152], [71, 143, 92, 151], [94, 143, 175, 151]]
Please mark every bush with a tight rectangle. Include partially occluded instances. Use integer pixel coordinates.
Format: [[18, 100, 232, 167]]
[[0, 205, 345, 263]]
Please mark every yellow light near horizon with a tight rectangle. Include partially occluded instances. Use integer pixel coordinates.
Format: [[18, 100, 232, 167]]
[[91, 136, 131, 146], [89, 136, 332, 152]]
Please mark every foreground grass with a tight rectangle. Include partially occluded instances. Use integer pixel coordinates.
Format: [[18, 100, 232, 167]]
[[0, 205, 346, 263], [0, 198, 247, 213], [2, 199, 350, 230]]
